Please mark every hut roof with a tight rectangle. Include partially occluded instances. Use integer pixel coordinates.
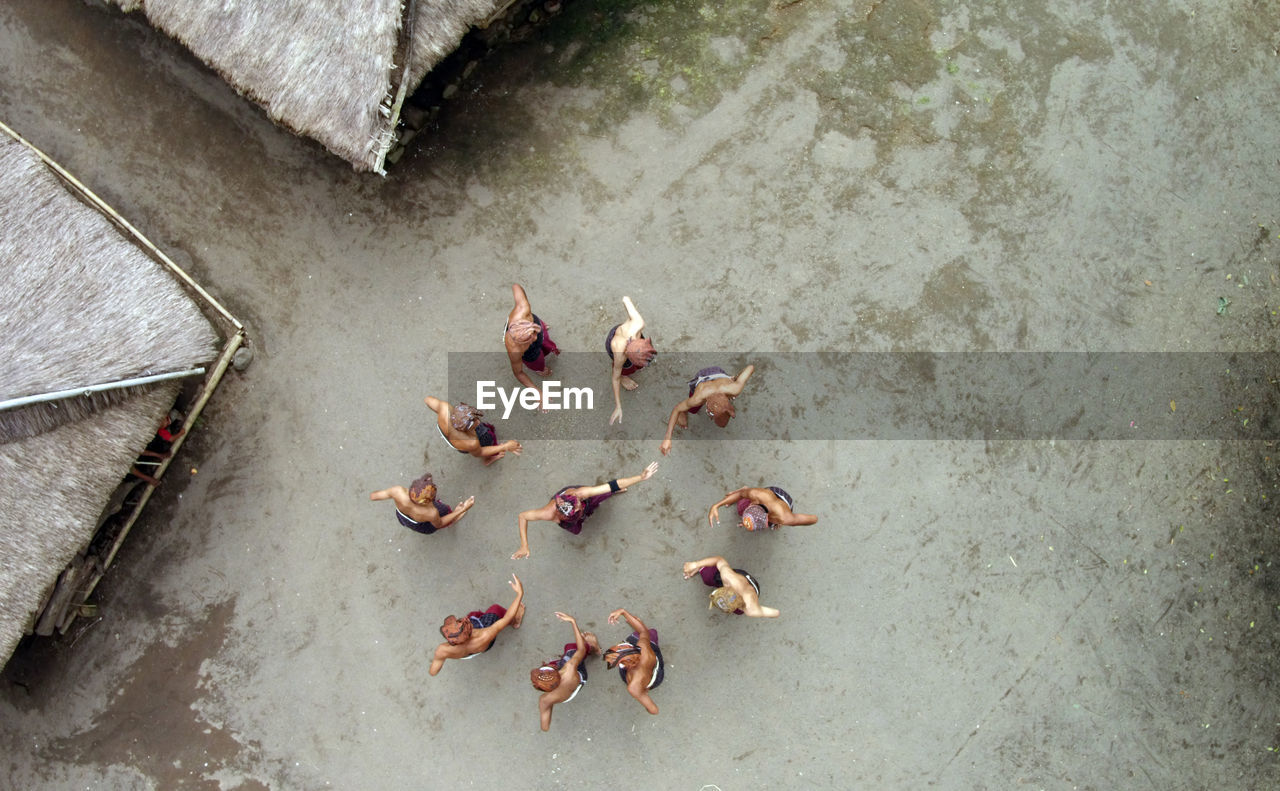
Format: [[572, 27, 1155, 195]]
[[0, 130, 220, 664], [108, 0, 508, 173]]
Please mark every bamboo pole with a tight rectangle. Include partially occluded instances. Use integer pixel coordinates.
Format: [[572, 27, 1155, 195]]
[[97, 329, 244, 577]]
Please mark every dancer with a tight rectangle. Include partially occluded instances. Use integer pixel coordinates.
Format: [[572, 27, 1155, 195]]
[[659, 363, 755, 455], [504, 284, 560, 407], [429, 574, 525, 675], [424, 395, 522, 465], [531, 612, 599, 732], [707, 485, 818, 531], [369, 472, 474, 535], [605, 296, 657, 425], [511, 462, 659, 559], [682, 556, 779, 617], [603, 608, 663, 715]]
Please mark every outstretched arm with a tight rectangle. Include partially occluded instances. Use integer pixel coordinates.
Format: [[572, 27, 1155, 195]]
[[660, 400, 695, 455], [424, 396, 451, 423], [428, 644, 449, 676], [556, 612, 587, 668], [491, 574, 525, 630], [621, 296, 644, 329], [725, 364, 756, 395], [479, 439, 522, 458], [609, 350, 626, 424], [513, 503, 557, 559], [775, 510, 819, 526], [607, 608, 649, 641], [511, 284, 532, 314], [743, 600, 781, 618], [574, 462, 659, 499], [369, 486, 407, 504], [438, 496, 475, 527], [476, 575, 526, 644], [631, 687, 659, 715], [682, 556, 728, 579], [509, 349, 540, 392], [707, 487, 751, 526]]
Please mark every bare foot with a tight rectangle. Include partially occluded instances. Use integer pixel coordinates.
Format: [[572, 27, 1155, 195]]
[[483, 452, 506, 467], [676, 414, 689, 430], [512, 602, 526, 629], [531, 367, 554, 377], [582, 631, 600, 655], [621, 375, 639, 391]]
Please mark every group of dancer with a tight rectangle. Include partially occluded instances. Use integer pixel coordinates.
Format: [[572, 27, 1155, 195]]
[[370, 285, 819, 730]]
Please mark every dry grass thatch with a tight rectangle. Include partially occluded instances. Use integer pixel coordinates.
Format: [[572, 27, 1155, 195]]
[[0, 130, 222, 664], [108, 0, 507, 173], [0, 135, 219, 441], [0, 385, 181, 662]]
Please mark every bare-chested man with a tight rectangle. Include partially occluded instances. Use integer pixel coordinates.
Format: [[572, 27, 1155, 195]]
[[504, 284, 560, 407], [511, 462, 659, 559], [682, 555, 779, 617], [424, 395, 522, 466], [603, 608, 663, 715], [707, 486, 819, 531], [659, 364, 755, 455], [531, 611, 599, 731], [605, 296, 656, 425], [429, 574, 526, 675], [369, 472, 474, 535]]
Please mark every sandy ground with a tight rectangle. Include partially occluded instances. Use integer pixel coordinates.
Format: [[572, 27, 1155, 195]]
[[2, 0, 1279, 788]]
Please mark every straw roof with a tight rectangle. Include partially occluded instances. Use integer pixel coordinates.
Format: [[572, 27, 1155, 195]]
[[0, 387, 181, 658], [0, 136, 218, 440], [0, 132, 219, 663], [108, 0, 508, 173]]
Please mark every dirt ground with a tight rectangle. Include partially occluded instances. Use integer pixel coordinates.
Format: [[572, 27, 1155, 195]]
[[2, 0, 1279, 788]]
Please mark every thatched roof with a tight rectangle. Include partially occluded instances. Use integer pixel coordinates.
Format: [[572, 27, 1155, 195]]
[[108, 0, 509, 173], [0, 387, 181, 654], [0, 130, 221, 664]]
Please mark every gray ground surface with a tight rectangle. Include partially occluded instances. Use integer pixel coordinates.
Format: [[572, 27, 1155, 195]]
[[2, 0, 1279, 788]]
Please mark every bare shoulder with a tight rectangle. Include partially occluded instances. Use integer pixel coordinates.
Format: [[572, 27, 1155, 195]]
[[468, 630, 499, 653], [434, 642, 464, 660], [448, 429, 479, 451]]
